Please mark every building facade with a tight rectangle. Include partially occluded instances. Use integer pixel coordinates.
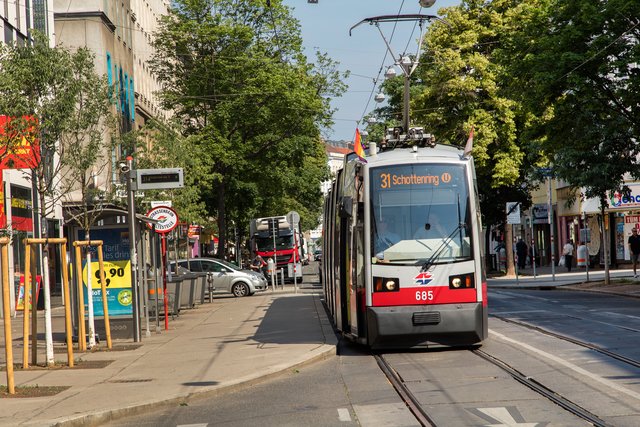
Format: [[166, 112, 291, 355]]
[[1, 0, 60, 315]]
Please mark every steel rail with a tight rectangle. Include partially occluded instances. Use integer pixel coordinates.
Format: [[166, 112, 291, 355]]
[[472, 349, 613, 427], [374, 354, 437, 427], [491, 314, 640, 369]]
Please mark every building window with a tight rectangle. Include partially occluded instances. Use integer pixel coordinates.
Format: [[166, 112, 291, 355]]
[[106, 52, 113, 85], [4, 23, 13, 44], [129, 77, 135, 121]]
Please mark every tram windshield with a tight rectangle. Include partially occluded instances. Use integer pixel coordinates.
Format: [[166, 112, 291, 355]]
[[370, 163, 473, 265]]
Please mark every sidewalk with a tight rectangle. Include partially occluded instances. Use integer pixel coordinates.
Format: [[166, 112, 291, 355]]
[[487, 264, 640, 298], [1, 284, 336, 427]]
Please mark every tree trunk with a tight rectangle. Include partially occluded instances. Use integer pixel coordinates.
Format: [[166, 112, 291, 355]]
[[505, 218, 516, 277], [38, 192, 55, 366], [216, 180, 226, 260], [85, 229, 96, 348]]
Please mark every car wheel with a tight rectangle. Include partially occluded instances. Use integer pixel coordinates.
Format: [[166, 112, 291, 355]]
[[231, 282, 250, 297]]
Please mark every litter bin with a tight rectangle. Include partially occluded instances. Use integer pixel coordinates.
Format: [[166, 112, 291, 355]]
[[166, 275, 184, 316], [193, 272, 207, 305], [178, 273, 196, 309]]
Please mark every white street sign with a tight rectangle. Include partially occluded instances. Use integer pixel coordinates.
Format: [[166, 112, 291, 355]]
[[506, 202, 521, 224]]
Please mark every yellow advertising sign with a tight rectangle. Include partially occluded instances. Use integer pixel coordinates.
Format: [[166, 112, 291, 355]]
[[82, 260, 131, 289]]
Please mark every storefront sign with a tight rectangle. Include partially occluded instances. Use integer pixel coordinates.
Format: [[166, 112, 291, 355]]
[[532, 204, 549, 224], [609, 185, 640, 209], [15, 275, 42, 310]]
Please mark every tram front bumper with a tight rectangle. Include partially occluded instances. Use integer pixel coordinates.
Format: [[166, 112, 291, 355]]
[[366, 303, 487, 349]]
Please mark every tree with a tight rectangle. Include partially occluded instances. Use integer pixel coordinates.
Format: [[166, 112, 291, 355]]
[[506, 0, 640, 283], [58, 52, 115, 349], [150, 0, 342, 258], [0, 34, 112, 364]]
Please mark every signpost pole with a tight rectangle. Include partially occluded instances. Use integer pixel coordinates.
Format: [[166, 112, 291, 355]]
[[548, 176, 556, 281], [530, 211, 536, 278], [126, 156, 141, 342], [161, 234, 169, 331], [272, 218, 278, 287]]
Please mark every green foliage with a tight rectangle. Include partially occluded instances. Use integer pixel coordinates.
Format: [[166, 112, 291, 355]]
[[0, 32, 115, 223], [149, 0, 341, 254], [375, 0, 537, 228], [507, 0, 640, 209]]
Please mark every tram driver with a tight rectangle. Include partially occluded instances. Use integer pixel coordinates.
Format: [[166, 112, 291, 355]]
[[374, 219, 401, 259]]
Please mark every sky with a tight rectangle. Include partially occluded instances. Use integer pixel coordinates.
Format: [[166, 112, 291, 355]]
[[281, 0, 461, 143]]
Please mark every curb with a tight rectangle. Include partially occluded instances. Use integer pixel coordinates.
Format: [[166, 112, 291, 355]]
[[52, 344, 337, 427]]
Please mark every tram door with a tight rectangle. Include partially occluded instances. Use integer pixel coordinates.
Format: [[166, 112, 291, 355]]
[[348, 181, 366, 337], [338, 202, 350, 333], [350, 220, 366, 338]]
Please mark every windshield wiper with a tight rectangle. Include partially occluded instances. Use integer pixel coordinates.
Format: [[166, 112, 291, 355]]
[[419, 223, 466, 272]]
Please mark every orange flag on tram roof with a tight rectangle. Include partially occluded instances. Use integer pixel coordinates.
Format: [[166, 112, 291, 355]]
[[463, 125, 474, 158], [354, 128, 367, 163]]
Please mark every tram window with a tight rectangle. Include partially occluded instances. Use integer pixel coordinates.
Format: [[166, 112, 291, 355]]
[[370, 163, 472, 264]]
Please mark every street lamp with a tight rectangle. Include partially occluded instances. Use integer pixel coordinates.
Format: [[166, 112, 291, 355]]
[[349, 8, 448, 139], [374, 92, 385, 103], [419, 0, 437, 7], [384, 66, 397, 79]]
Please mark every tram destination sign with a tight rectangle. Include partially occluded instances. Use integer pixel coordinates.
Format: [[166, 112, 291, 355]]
[[133, 168, 184, 191]]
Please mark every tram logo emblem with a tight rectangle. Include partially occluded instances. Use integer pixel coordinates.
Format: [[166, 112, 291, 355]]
[[441, 173, 451, 183], [414, 272, 433, 286]]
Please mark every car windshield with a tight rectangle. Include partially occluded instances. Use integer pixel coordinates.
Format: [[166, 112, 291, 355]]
[[370, 163, 473, 265], [215, 258, 241, 271]]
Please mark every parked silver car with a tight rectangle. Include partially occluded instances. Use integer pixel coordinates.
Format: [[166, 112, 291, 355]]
[[173, 258, 267, 297]]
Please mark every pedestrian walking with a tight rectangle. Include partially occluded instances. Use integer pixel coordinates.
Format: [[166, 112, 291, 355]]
[[562, 239, 575, 272], [515, 238, 527, 270], [628, 228, 640, 278]]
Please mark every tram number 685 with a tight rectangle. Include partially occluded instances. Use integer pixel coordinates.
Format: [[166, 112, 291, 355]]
[[416, 290, 434, 301]]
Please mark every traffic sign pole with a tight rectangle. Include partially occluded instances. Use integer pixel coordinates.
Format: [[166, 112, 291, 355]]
[[161, 235, 169, 330], [126, 156, 141, 342]]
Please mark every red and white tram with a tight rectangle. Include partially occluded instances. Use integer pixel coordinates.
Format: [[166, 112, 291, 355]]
[[321, 137, 488, 349]]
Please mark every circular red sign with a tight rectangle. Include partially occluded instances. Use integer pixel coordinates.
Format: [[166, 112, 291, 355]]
[[146, 206, 179, 234]]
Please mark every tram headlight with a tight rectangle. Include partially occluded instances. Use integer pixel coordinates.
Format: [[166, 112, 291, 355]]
[[449, 273, 475, 289], [373, 276, 400, 292], [385, 280, 397, 291]]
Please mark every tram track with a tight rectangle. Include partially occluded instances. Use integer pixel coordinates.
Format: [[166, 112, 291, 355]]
[[373, 354, 437, 427], [470, 348, 613, 427], [376, 342, 621, 427], [491, 314, 640, 369]]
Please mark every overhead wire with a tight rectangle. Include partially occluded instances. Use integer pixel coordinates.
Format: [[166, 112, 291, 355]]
[[353, 0, 408, 141]]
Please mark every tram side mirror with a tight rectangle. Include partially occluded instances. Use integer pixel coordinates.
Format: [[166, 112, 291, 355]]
[[339, 196, 353, 218]]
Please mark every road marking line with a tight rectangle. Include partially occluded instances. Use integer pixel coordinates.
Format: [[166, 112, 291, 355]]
[[337, 407, 351, 422], [490, 329, 640, 400], [476, 406, 538, 426]]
